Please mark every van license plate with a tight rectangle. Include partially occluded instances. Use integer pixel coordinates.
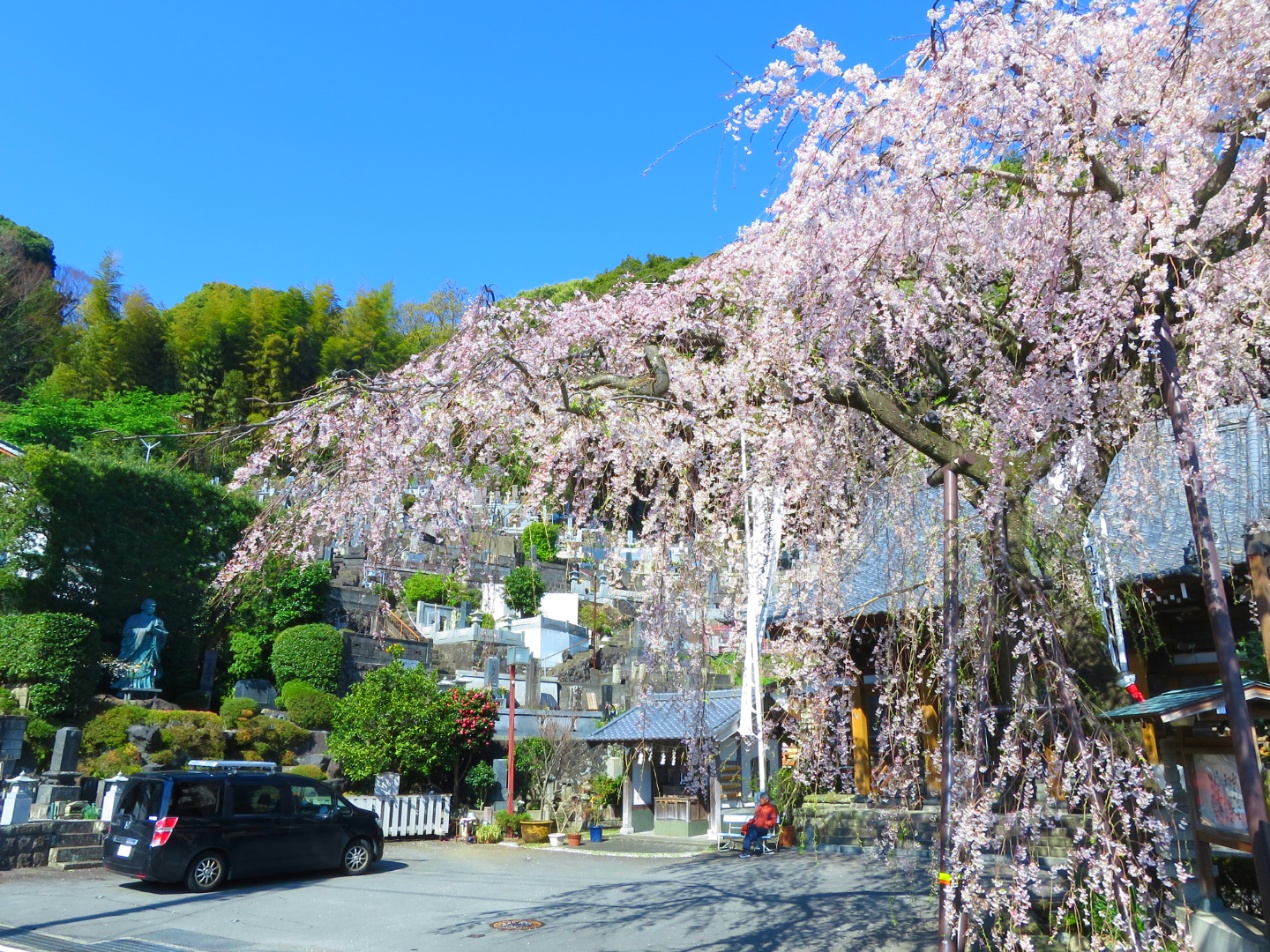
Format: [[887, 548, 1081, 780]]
[[116, 844, 133, 858]]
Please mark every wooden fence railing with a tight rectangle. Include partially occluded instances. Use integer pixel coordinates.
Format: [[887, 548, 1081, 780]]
[[346, 794, 451, 838]]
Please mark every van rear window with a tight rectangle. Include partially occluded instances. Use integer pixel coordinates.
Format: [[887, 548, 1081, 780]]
[[169, 780, 224, 818], [117, 779, 164, 821]]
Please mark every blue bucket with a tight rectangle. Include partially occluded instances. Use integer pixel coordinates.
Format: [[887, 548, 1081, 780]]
[[589, 826, 603, 843]]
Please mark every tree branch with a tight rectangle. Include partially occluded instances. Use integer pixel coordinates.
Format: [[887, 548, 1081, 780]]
[[823, 382, 993, 486]]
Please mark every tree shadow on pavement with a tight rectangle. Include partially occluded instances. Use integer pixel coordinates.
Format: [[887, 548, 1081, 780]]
[[440, 851, 940, 952]]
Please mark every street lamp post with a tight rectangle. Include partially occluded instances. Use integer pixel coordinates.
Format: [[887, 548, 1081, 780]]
[[506, 646, 531, 811]]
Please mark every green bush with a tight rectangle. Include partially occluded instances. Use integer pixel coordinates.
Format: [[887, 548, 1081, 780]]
[[219, 696, 259, 726], [89, 745, 143, 777], [23, 717, 56, 768], [494, 809, 530, 836], [475, 822, 502, 844], [770, 766, 808, 820], [151, 710, 225, 762], [228, 714, 311, 765], [402, 573, 479, 610], [278, 679, 317, 710], [521, 522, 560, 562], [589, 774, 622, 810], [83, 706, 226, 774], [0, 687, 18, 715], [464, 762, 497, 807], [286, 689, 337, 731], [0, 613, 101, 718], [503, 567, 544, 617], [285, 764, 326, 781], [270, 623, 343, 693], [227, 630, 268, 681], [82, 704, 151, 757]]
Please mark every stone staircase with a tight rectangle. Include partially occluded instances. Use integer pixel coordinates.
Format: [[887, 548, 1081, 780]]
[[46, 819, 103, 871], [718, 763, 743, 803]]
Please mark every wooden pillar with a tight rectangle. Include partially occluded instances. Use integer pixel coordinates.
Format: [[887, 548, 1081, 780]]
[[851, 685, 873, 796], [921, 703, 941, 796], [1127, 650, 1160, 765], [1247, 532, 1270, 677]]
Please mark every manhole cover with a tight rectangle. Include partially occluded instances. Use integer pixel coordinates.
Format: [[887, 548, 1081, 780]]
[[490, 919, 544, 932]]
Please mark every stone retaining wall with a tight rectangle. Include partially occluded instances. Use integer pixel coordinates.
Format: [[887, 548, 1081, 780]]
[[0, 821, 54, 870], [0, 819, 103, 871]]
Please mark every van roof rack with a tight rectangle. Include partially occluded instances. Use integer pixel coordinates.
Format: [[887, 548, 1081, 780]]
[[187, 760, 279, 774]]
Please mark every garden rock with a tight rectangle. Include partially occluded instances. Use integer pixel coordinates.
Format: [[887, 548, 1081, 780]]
[[293, 730, 328, 766], [125, 724, 161, 753]]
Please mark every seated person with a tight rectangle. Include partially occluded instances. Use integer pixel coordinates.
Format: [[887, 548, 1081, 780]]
[[741, 791, 778, 856]]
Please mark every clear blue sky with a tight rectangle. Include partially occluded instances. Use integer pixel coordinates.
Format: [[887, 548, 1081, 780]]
[[3, 2, 934, 309]]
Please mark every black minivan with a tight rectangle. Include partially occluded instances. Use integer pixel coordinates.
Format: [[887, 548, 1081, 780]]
[[102, 762, 384, 891]]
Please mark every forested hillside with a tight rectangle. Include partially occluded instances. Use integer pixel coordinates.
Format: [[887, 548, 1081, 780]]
[[0, 216, 466, 470]]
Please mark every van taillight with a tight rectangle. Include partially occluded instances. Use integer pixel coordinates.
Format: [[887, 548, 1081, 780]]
[[151, 817, 178, 847]]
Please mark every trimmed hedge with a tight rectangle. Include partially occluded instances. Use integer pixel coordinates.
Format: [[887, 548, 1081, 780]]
[[278, 679, 316, 709], [285, 689, 337, 731], [0, 613, 101, 718], [219, 696, 259, 726], [270, 623, 343, 693]]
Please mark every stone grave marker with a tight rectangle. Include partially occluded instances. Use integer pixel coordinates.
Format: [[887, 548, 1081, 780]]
[[234, 679, 278, 709], [48, 727, 82, 776]]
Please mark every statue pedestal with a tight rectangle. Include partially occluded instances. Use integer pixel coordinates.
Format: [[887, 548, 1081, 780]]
[[119, 688, 160, 703]]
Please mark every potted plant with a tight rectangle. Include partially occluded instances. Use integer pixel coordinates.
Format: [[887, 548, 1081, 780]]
[[557, 798, 586, 846], [770, 766, 808, 849], [519, 816, 554, 843]]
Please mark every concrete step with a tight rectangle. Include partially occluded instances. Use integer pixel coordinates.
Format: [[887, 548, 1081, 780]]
[[52, 831, 102, 848], [48, 844, 103, 869]]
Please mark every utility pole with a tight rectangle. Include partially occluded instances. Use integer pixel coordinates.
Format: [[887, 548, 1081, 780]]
[[928, 453, 976, 952], [505, 645, 531, 812]]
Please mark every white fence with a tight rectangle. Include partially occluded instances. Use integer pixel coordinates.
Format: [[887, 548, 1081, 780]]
[[347, 794, 451, 838]]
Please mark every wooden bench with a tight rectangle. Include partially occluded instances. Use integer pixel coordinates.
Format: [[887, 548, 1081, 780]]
[[717, 811, 779, 854]]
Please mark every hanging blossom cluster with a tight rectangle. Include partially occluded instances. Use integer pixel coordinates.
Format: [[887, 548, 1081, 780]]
[[223, 1, 1266, 945]]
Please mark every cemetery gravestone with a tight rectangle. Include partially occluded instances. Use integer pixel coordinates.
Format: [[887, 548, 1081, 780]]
[[491, 759, 508, 809], [0, 716, 25, 780], [484, 655, 501, 690], [48, 728, 82, 777], [234, 679, 279, 709]]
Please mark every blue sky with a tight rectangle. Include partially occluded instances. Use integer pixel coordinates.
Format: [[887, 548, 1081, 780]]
[[3, 2, 935, 308]]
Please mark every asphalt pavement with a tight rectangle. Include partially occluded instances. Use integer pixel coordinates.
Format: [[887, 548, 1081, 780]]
[[0, 839, 939, 952]]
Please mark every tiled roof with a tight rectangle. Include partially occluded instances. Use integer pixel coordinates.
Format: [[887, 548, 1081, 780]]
[[588, 689, 741, 744], [1093, 405, 1269, 581], [1101, 679, 1270, 723], [778, 405, 1269, 622]]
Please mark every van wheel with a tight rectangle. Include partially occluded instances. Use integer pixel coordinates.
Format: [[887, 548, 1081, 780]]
[[341, 838, 373, 875], [185, 851, 227, 892]]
